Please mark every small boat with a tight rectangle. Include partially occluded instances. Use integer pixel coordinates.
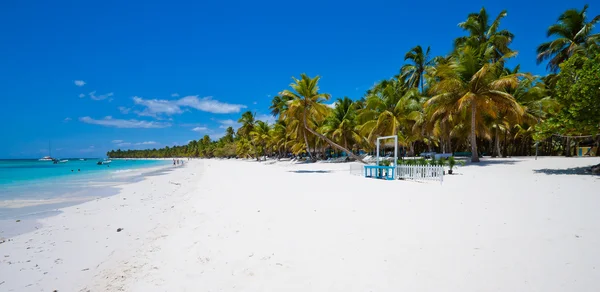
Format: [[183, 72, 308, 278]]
[[97, 159, 112, 165], [39, 156, 54, 161], [59, 159, 68, 163], [79, 158, 87, 161]]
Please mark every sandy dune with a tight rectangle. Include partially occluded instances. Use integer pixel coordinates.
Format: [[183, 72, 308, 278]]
[[1, 157, 599, 291]]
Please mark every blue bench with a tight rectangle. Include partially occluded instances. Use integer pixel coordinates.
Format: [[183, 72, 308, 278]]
[[364, 165, 395, 180]]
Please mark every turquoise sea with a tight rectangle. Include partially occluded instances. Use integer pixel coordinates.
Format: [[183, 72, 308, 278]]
[[0, 159, 171, 220]]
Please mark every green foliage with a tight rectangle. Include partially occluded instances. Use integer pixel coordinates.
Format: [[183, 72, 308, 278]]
[[536, 5, 600, 72], [447, 156, 456, 170], [537, 54, 600, 138], [106, 6, 599, 161], [428, 157, 438, 166]]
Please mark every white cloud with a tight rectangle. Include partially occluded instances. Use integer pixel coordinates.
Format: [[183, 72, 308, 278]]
[[192, 126, 209, 132], [133, 96, 183, 117], [177, 95, 246, 114], [74, 80, 86, 87], [171, 93, 179, 97], [89, 91, 114, 101], [79, 116, 171, 128], [78, 93, 85, 98], [136, 141, 157, 145], [111, 140, 123, 144], [117, 142, 132, 147], [325, 102, 337, 109], [132, 95, 246, 118], [118, 106, 131, 114], [64, 117, 72, 122], [219, 119, 237, 125]]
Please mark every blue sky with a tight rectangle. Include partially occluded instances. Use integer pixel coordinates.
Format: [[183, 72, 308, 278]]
[[1, 0, 597, 158]]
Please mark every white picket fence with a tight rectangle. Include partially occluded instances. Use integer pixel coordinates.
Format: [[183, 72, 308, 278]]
[[396, 164, 444, 184], [350, 163, 444, 184]]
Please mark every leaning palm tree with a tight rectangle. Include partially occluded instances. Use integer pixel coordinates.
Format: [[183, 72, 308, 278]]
[[280, 74, 365, 163], [427, 46, 524, 162], [400, 45, 433, 92], [536, 4, 600, 72]]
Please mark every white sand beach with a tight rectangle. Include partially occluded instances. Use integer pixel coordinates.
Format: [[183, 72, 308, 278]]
[[1, 157, 599, 291]]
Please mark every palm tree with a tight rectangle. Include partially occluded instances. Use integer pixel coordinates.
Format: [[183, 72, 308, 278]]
[[250, 120, 271, 159], [455, 7, 514, 61], [323, 97, 362, 151], [400, 45, 432, 92], [427, 46, 524, 162], [358, 79, 422, 154], [222, 127, 235, 143], [237, 111, 256, 138], [237, 111, 259, 159], [270, 120, 291, 158], [269, 95, 293, 117], [536, 4, 600, 72], [280, 74, 365, 163], [235, 138, 253, 158]]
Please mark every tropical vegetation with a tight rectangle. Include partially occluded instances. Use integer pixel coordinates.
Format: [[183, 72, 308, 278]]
[[108, 5, 600, 161]]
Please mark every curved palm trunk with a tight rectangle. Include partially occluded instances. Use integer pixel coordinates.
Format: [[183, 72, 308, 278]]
[[470, 103, 480, 162], [302, 109, 365, 164]]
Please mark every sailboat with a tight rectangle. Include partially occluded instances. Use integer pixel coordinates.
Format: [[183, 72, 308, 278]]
[[39, 141, 54, 161]]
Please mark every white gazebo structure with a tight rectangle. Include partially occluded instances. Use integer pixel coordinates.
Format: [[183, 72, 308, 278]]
[[376, 135, 398, 167]]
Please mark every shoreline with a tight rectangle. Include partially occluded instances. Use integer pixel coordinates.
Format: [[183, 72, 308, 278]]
[[0, 160, 199, 291], [1, 157, 599, 291], [0, 161, 181, 238]]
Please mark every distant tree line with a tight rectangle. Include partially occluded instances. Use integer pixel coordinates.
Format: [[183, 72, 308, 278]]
[[108, 5, 600, 160]]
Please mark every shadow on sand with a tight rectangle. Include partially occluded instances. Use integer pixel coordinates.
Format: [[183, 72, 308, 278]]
[[534, 166, 599, 176], [466, 158, 519, 166], [288, 170, 331, 174]]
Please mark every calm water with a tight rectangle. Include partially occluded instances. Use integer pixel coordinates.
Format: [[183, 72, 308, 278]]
[[0, 159, 167, 187], [0, 159, 172, 220]]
